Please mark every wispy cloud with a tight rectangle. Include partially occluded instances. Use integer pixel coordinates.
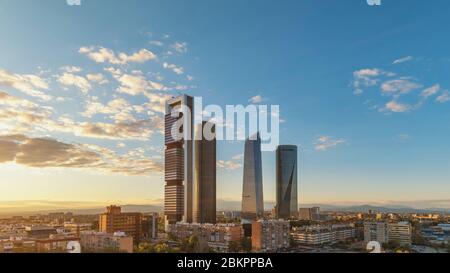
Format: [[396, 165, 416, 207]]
[[315, 136, 346, 152], [79, 46, 157, 65], [393, 56, 413, 65], [0, 69, 51, 101]]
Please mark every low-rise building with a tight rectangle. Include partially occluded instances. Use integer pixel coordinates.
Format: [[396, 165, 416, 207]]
[[291, 224, 356, 246], [80, 231, 133, 253], [168, 223, 243, 252], [64, 223, 92, 237], [364, 221, 412, 246], [252, 220, 290, 252]]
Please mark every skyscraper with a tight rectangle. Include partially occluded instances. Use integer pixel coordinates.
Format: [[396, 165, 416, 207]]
[[164, 95, 194, 225], [276, 145, 298, 219], [241, 133, 264, 221], [194, 121, 217, 224]]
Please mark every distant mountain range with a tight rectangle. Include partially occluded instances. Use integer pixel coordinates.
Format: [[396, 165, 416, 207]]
[[1, 202, 448, 218]]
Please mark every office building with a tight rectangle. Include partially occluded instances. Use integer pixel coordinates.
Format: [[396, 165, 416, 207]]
[[165, 95, 194, 225], [194, 121, 217, 224], [141, 213, 159, 240], [98, 206, 142, 245], [252, 220, 290, 252], [80, 231, 134, 253], [241, 133, 264, 221], [298, 207, 321, 221], [276, 145, 298, 219]]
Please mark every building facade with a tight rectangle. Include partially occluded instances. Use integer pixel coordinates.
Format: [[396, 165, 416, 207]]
[[98, 206, 142, 245], [364, 221, 412, 246], [165, 95, 194, 225], [80, 231, 133, 253], [252, 220, 290, 252], [141, 213, 159, 240], [168, 223, 243, 253], [194, 121, 217, 224], [276, 145, 298, 219], [241, 133, 264, 221], [291, 224, 356, 246], [388, 222, 412, 246]]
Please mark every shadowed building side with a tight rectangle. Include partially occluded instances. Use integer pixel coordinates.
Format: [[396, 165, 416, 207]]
[[241, 133, 264, 221], [194, 121, 217, 224], [276, 145, 298, 219]]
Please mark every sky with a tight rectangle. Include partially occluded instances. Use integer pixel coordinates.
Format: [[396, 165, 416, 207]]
[[1, 0, 450, 212]]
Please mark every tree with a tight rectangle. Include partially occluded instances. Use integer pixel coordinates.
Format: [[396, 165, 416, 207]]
[[228, 241, 240, 253], [240, 237, 252, 253], [134, 242, 155, 253]]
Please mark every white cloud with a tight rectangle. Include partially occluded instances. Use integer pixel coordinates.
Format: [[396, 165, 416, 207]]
[[383, 101, 411, 113], [0, 69, 51, 101], [393, 56, 413, 65], [57, 73, 91, 94], [436, 91, 450, 103], [116, 73, 168, 95], [171, 42, 187, 54], [79, 46, 157, 65], [60, 66, 82, 73], [249, 95, 264, 104], [315, 136, 346, 152], [149, 40, 163, 47], [381, 79, 422, 95], [420, 84, 440, 98], [163, 62, 184, 75], [86, 73, 109, 85]]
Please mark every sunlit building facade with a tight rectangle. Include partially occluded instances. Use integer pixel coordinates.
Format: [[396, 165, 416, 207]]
[[164, 95, 194, 225]]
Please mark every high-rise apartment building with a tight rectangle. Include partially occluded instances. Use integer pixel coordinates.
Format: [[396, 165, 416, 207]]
[[165, 95, 194, 225], [364, 221, 388, 244], [252, 220, 290, 252], [241, 133, 264, 221], [98, 206, 142, 245], [276, 145, 298, 219], [194, 121, 217, 224]]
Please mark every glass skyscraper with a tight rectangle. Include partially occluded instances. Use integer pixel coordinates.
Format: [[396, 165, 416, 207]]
[[193, 121, 217, 224], [276, 145, 298, 219], [241, 133, 264, 221]]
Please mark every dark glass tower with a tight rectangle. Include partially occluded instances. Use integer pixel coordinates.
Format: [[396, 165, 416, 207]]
[[241, 133, 264, 221], [276, 145, 298, 219], [193, 121, 217, 224]]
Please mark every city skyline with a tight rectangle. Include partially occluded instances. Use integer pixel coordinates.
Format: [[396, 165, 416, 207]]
[[1, 0, 450, 211]]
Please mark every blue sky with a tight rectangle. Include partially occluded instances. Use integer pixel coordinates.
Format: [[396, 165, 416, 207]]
[[1, 0, 450, 211]]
